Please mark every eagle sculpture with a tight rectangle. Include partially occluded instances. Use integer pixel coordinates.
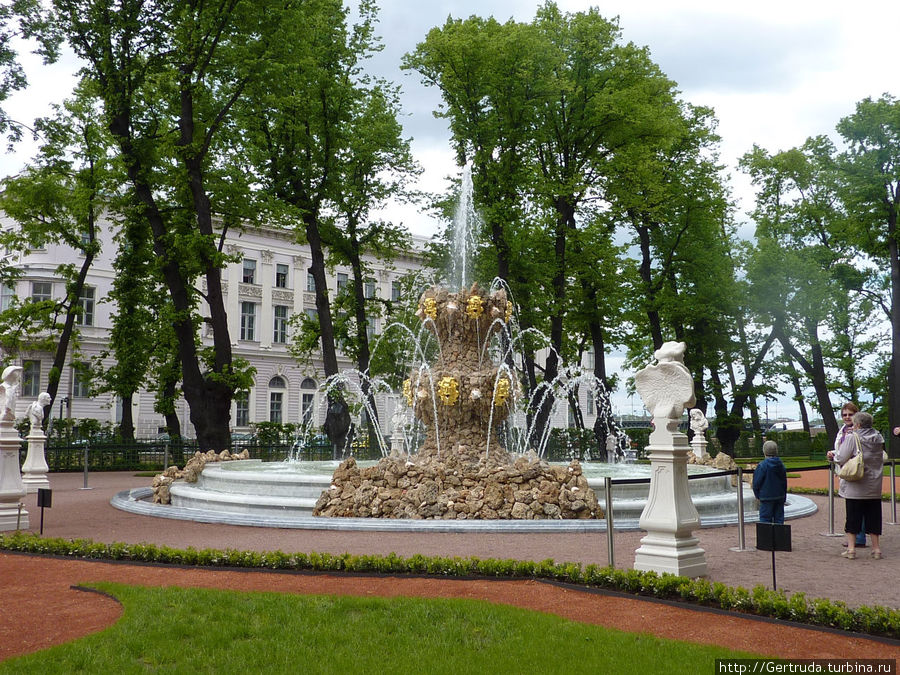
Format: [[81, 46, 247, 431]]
[[634, 342, 696, 420]]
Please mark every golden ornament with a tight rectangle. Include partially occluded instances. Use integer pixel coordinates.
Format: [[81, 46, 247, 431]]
[[493, 378, 511, 407], [422, 297, 437, 321], [402, 379, 413, 406], [437, 376, 460, 406], [465, 295, 484, 319]]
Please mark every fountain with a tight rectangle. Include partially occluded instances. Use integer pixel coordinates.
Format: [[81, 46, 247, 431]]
[[113, 165, 818, 531], [311, 280, 602, 520]]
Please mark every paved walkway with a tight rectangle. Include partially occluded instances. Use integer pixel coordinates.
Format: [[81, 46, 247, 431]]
[[5, 468, 900, 610]]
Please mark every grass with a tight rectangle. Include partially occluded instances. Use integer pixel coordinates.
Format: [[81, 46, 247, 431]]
[[1, 583, 761, 674]]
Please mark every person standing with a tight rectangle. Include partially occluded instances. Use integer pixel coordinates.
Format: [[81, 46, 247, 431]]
[[828, 411, 885, 560], [753, 440, 788, 524], [836, 403, 866, 548]]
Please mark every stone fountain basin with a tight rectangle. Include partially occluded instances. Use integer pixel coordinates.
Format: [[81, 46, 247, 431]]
[[109, 459, 818, 531]]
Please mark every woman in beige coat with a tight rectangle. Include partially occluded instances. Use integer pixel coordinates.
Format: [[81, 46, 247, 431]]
[[827, 411, 884, 559]]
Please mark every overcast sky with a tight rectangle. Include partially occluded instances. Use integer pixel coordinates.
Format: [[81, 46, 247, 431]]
[[2, 0, 897, 420]]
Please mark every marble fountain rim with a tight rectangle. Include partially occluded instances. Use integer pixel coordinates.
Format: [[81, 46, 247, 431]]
[[110, 459, 818, 533]]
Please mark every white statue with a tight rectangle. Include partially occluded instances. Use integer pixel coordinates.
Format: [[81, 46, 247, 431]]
[[633, 342, 696, 420], [390, 405, 410, 454], [0, 366, 23, 424], [27, 392, 51, 430], [689, 408, 708, 437]]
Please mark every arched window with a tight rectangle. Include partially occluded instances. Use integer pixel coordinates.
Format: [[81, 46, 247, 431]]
[[268, 376, 287, 422], [300, 378, 317, 427]]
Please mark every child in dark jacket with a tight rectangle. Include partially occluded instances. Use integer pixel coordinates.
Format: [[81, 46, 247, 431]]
[[753, 440, 788, 524]]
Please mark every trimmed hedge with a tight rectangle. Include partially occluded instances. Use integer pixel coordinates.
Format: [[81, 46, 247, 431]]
[[1, 532, 899, 639]]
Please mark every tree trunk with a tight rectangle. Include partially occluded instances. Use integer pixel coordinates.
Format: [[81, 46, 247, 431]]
[[715, 328, 777, 455], [889, 206, 900, 458], [348, 245, 379, 450], [635, 219, 664, 350], [44, 247, 95, 421], [776, 322, 838, 445], [119, 393, 135, 442]]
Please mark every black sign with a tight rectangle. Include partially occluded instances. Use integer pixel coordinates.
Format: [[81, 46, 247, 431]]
[[756, 522, 791, 551], [37, 488, 52, 508]]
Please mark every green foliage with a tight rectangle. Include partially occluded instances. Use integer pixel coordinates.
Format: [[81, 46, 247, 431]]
[[251, 421, 297, 445]]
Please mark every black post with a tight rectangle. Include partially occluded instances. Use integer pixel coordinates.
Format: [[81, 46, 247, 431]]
[[771, 549, 777, 590]]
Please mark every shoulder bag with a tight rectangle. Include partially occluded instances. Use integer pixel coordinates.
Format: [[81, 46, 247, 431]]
[[837, 433, 866, 481]]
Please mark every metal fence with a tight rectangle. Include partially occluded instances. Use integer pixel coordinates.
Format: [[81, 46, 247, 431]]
[[19, 437, 385, 473]]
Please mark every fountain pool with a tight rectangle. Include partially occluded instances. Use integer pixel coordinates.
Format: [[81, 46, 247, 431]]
[[112, 460, 817, 532]]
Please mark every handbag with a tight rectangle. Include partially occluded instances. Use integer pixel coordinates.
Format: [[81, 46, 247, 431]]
[[837, 433, 866, 481]]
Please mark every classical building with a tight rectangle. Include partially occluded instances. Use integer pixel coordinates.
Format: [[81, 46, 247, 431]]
[[0, 216, 427, 438], [0, 216, 603, 442]]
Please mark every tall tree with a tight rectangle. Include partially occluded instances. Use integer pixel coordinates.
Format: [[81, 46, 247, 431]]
[[741, 136, 853, 444], [239, 0, 402, 447], [407, 2, 684, 449], [47, 0, 288, 448], [836, 95, 900, 456], [0, 84, 108, 423]]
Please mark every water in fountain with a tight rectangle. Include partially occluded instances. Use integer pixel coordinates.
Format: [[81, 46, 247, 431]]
[[447, 164, 479, 292]]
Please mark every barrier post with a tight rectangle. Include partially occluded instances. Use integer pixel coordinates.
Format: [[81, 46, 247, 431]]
[[605, 476, 615, 568], [821, 463, 841, 537], [890, 460, 897, 526], [79, 442, 93, 491], [730, 467, 752, 552]]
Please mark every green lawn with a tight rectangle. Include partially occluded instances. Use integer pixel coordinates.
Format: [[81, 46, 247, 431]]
[[1, 583, 761, 674]]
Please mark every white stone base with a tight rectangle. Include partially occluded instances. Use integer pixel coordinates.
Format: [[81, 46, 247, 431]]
[[633, 439, 709, 578], [21, 432, 49, 493], [634, 531, 708, 577], [691, 437, 708, 460], [21, 474, 49, 493]]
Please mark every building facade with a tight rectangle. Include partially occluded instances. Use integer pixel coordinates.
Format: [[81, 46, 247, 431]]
[[1, 216, 602, 441]]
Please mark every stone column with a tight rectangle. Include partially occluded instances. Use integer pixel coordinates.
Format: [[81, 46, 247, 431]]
[[21, 429, 50, 493], [632, 342, 707, 577], [0, 426, 28, 530]]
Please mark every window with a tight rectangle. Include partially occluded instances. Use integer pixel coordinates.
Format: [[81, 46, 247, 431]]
[[305, 307, 318, 322], [366, 320, 377, 343], [586, 390, 594, 416], [73, 365, 90, 398], [31, 281, 51, 303], [269, 375, 286, 388], [391, 280, 401, 302], [235, 395, 249, 427], [275, 263, 289, 288], [242, 259, 257, 284], [364, 278, 376, 299], [22, 360, 40, 397], [240, 302, 257, 341], [306, 270, 316, 292], [0, 283, 14, 311], [77, 286, 95, 326], [273, 305, 288, 343], [269, 392, 283, 423], [337, 272, 348, 293], [300, 378, 317, 426]]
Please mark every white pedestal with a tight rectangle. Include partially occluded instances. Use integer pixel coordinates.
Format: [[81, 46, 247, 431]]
[[634, 437, 707, 577], [21, 431, 49, 493], [691, 436, 708, 460], [0, 427, 28, 530]]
